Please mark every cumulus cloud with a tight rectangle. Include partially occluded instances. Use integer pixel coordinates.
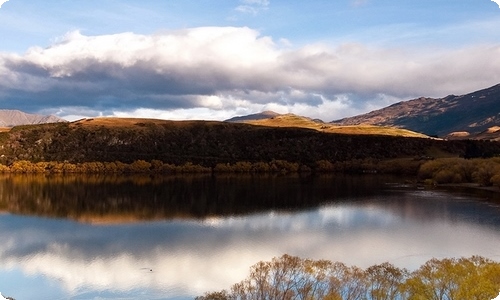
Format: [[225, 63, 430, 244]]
[[0, 27, 500, 121], [0, 0, 8, 8], [492, 0, 500, 8]]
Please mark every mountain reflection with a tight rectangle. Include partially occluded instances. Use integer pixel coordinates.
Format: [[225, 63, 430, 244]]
[[1, 194, 500, 299], [0, 174, 394, 222], [1, 175, 500, 299]]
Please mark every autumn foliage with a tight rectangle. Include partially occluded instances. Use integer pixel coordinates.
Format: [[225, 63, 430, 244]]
[[418, 157, 500, 187], [197, 255, 500, 300]]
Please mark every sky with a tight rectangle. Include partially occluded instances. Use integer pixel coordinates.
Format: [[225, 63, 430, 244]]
[[0, 0, 499, 121]]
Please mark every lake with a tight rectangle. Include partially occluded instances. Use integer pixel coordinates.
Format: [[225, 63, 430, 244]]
[[0, 174, 499, 299]]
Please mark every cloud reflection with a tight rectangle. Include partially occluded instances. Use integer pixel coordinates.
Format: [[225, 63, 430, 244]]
[[1, 189, 500, 299]]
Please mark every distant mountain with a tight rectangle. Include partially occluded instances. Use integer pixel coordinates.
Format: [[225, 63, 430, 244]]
[[225, 111, 281, 122], [332, 83, 500, 138], [0, 110, 66, 127], [226, 111, 324, 124]]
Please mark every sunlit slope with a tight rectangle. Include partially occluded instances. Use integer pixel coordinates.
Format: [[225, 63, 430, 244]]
[[244, 114, 430, 138], [446, 126, 500, 141], [73, 116, 428, 138]]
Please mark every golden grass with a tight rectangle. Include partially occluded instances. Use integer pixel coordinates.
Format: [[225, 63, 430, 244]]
[[70, 117, 217, 129], [487, 126, 500, 133], [246, 114, 430, 138], [71, 117, 168, 128], [69, 115, 430, 138]]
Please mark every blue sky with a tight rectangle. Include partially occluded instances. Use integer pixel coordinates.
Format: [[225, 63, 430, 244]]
[[0, 0, 499, 121]]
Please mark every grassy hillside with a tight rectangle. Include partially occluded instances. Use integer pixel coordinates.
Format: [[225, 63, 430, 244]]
[[246, 114, 430, 138], [0, 117, 498, 169]]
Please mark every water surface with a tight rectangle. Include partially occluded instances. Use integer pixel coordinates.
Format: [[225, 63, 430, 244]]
[[0, 174, 499, 299]]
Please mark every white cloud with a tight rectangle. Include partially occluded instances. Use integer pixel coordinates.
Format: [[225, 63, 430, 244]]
[[492, 0, 500, 8], [236, 0, 269, 14], [0, 0, 8, 8], [1, 27, 500, 121]]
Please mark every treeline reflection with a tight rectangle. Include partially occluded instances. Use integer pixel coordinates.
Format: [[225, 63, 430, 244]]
[[0, 174, 395, 222]]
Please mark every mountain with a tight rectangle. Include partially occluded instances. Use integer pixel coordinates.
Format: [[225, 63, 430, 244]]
[[225, 110, 281, 122], [0, 110, 66, 127], [331, 83, 500, 138]]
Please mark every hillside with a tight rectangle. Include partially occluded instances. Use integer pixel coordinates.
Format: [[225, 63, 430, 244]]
[[332, 83, 500, 138], [225, 111, 281, 122], [0, 109, 66, 127], [227, 112, 430, 138], [0, 118, 498, 168]]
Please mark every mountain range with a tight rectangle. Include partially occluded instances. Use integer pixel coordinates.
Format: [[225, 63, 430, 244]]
[[331, 83, 500, 139], [3, 82, 500, 140], [0, 110, 66, 127], [229, 83, 500, 140]]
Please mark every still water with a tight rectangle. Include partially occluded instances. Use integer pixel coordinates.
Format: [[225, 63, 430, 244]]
[[0, 174, 499, 299]]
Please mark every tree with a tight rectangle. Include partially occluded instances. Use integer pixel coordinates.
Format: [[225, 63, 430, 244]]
[[200, 255, 500, 300], [403, 257, 500, 300], [365, 263, 408, 300]]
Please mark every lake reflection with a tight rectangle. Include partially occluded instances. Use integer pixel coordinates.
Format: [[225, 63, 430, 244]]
[[0, 174, 499, 299]]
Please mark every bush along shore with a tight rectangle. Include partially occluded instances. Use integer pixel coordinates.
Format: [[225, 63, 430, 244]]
[[0, 158, 424, 175], [3, 157, 500, 188]]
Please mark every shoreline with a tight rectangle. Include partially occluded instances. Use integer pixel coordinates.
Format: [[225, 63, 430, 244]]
[[431, 183, 500, 203], [437, 183, 500, 193]]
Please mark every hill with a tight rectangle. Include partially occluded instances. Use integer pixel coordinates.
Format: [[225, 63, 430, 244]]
[[332, 83, 500, 138], [0, 109, 66, 127], [227, 112, 429, 138], [0, 117, 498, 168], [225, 110, 281, 122]]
